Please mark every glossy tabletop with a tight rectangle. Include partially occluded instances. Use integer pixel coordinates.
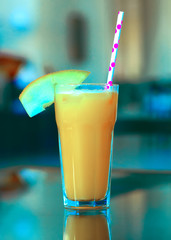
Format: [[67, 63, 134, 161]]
[[0, 167, 171, 240]]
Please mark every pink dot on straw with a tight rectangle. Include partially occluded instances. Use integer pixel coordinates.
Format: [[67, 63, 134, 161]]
[[111, 62, 115, 67], [118, 11, 120, 14], [112, 48, 114, 52], [115, 29, 117, 33], [121, 20, 123, 24], [107, 85, 110, 89], [108, 81, 112, 86], [114, 43, 118, 49], [109, 66, 111, 71], [117, 24, 121, 30]]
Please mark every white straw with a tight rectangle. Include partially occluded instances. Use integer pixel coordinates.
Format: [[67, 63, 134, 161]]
[[107, 11, 124, 85]]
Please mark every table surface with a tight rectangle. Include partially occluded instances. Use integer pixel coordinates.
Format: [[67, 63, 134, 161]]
[[0, 167, 171, 240]]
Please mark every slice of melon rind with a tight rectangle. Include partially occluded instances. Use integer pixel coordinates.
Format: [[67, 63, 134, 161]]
[[19, 70, 90, 117]]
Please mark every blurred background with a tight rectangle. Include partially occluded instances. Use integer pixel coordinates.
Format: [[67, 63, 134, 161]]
[[0, 0, 171, 239], [0, 0, 170, 168]]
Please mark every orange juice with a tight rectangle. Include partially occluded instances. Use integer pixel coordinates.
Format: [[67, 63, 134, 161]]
[[55, 85, 118, 204]]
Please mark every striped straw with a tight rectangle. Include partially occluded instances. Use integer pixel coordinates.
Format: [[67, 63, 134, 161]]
[[106, 11, 124, 87]]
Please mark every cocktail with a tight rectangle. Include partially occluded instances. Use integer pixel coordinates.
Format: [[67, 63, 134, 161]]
[[54, 83, 118, 208], [19, 11, 124, 209]]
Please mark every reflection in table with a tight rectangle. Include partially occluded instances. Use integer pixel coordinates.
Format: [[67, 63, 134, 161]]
[[0, 168, 171, 240]]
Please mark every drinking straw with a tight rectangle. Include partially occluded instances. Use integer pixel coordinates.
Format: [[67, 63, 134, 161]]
[[106, 11, 124, 87]]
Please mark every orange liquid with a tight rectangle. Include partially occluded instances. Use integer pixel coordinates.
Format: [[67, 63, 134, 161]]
[[55, 90, 118, 201], [64, 214, 110, 240]]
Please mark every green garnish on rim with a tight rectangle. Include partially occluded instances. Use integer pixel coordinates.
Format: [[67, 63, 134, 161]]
[[19, 70, 90, 117]]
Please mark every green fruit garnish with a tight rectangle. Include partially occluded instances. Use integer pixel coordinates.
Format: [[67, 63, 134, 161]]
[[19, 70, 90, 117]]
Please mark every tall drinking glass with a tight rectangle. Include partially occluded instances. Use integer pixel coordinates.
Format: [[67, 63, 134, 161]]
[[54, 83, 118, 209]]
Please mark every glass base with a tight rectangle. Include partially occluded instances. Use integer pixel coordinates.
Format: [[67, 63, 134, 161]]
[[63, 194, 110, 210]]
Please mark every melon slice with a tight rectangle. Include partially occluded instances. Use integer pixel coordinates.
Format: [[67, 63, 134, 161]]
[[19, 70, 90, 117]]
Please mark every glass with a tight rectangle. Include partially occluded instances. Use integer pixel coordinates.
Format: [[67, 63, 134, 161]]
[[54, 83, 119, 209], [63, 209, 111, 240]]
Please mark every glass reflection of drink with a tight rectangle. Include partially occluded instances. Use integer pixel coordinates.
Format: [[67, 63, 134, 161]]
[[63, 210, 111, 240], [55, 84, 119, 209]]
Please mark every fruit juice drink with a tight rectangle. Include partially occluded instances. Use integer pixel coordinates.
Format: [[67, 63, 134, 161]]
[[54, 84, 118, 207], [19, 11, 124, 209]]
